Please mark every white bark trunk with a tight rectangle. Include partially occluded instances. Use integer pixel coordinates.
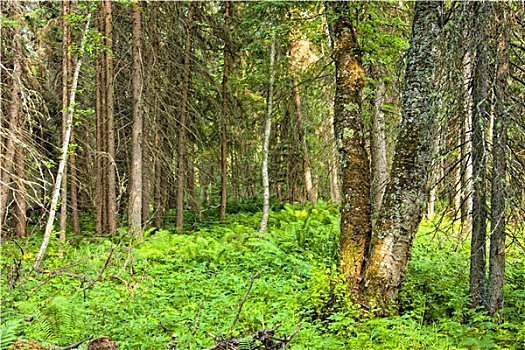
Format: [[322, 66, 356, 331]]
[[34, 16, 91, 271], [259, 32, 276, 234]]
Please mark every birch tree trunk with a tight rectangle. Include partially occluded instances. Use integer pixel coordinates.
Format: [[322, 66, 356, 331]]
[[362, 1, 442, 308], [34, 16, 91, 270], [259, 31, 276, 234], [129, 0, 143, 237], [59, 0, 73, 253]]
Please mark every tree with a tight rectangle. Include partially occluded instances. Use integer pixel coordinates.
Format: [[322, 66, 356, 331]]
[[96, 0, 116, 235], [34, 15, 91, 270], [328, 1, 371, 293], [7, 0, 25, 238], [259, 31, 276, 234], [176, 1, 194, 232], [290, 29, 316, 205], [128, 0, 143, 237], [469, 1, 491, 309], [362, 1, 442, 308], [328, 0, 443, 309], [488, 2, 509, 316], [219, 0, 231, 222]]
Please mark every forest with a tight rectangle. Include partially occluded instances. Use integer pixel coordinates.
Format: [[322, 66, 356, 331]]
[[1, 0, 525, 349]]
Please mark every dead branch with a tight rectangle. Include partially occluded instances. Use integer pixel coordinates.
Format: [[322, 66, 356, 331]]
[[230, 269, 263, 332]]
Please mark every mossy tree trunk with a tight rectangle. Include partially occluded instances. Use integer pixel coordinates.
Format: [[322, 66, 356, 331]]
[[328, 1, 443, 309], [362, 1, 442, 309], [328, 1, 371, 294]]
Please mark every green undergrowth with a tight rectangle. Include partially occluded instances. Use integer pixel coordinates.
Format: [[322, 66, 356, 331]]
[[1, 202, 525, 349]]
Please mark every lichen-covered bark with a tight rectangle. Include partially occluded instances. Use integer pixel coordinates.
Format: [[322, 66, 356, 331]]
[[362, 1, 442, 309], [370, 77, 388, 226], [469, 1, 490, 309], [328, 2, 371, 293]]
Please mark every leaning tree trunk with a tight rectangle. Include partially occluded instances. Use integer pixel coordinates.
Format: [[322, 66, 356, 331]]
[[488, 4, 509, 315], [259, 31, 276, 234], [34, 16, 91, 270], [362, 1, 442, 309], [328, 1, 371, 294]]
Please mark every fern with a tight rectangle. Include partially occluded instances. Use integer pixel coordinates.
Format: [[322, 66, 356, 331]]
[[16, 296, 80, 345], [0, 319, 21, 350]]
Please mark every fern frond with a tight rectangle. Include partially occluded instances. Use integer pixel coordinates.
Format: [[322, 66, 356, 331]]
[[0, 319, 21, 350]]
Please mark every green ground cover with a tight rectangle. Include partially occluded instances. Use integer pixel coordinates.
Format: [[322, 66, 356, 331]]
[[1, 201, 525, 349]]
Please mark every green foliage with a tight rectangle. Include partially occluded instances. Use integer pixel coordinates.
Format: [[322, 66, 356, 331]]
[[15, 296, 82, 345], [0, 319, 21, 350], [2, 204, 525, 349], [398, 224, 471, 323]]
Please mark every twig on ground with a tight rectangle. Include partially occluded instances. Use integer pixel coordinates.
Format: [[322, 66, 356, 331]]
[[230, 269, 263, 332], [59, 337, 92, 350]]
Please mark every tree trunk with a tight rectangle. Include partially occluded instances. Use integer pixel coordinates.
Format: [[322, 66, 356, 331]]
[[13, 146, 26, 237], [327, 108, 340, 203], [176, 1, 194, 232], [488, 6, 509, 315], [259, 31, 276, 234], [142, 111, 152, 229], [362, 1, 442, 309], [469, 1, 490, 309], [219, 0, 230, 222], [129, 0, 143, 237], [0, 0, 22, 231], [292, 78, 316, 205], [34, 16, 91, 270], [105, 0, 117, 235], [96, 9, 106, 235], [60, 0, 73, 252], [370, 77, 388, 225], [328, 1, 371, 294], [153, 109, 166, 229]]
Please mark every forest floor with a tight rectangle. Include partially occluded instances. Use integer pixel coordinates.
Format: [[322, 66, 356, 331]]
[[1, 201, 525, 349]]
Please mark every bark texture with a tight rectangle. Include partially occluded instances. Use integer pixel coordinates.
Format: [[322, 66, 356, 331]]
[[129, 0, 143, 236], [0, 0, 22, 231], [176, 1, 194, 232], [370, 78, 388, 224], [329, 1, 371, 293], [469, 1, 490, 309], [259, 32, 276, 234], [488, 5, 509, 315], [362, 1, 442, 308], [96, 1, 116, 235]]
